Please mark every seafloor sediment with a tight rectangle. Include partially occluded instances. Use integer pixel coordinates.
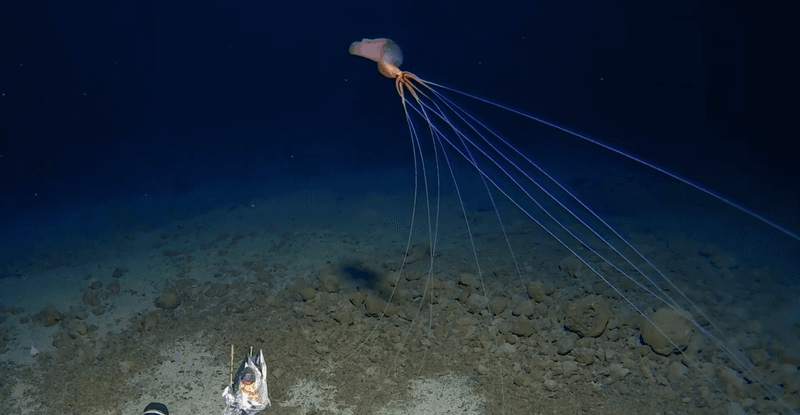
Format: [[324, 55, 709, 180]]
[[0, 190, 797, 415]]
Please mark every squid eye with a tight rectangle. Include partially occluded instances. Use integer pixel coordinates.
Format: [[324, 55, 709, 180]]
[[242, 372, 255, 383], [379, 39, 403, 67]]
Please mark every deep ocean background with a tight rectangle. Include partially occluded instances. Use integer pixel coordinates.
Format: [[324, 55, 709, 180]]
[[1, 0, 797, 271]]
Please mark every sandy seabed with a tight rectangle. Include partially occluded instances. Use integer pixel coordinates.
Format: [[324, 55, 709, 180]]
[[1, 170, 798, 415]]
